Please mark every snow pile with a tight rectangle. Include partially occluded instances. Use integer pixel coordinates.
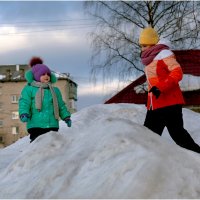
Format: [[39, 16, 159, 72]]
[[180, 74, 200, 91], [0, 104, 200, 199], [0, 74, 6, 80]]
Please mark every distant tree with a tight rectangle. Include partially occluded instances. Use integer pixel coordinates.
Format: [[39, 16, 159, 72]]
[[84, 1, 200, 82]]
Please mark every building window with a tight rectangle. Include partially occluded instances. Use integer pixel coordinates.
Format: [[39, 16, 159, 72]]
[[0, 136, 3, 143], [12, 112, 19, 119], [69, 99, 76, 109], [11, 95, 19, 103], [69, 82, 77, 100], [12, 127, 19, 135], [6, 69, 12, 80], [0, 102, 2, 110], [20, 69, 25, 79], [0, 120, 3, 127]]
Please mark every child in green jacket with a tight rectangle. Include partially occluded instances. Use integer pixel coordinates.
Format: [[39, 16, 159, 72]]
[[19, 58, 71, 142]]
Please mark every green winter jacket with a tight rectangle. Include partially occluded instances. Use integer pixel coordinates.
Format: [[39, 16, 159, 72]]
[[19, 70, 71, 130]]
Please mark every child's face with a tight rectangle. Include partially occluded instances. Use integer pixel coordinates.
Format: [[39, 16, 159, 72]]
[[140, 44, 154, 52], [40, 73, 50, 83]]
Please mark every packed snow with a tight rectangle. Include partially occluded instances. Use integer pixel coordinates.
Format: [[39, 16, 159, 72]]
[[0, 103, 200, 199], [180, 74, 200, 91], [0, 74, 6, 79]]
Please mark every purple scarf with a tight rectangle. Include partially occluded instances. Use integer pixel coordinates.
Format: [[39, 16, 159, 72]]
[[141, 44, 169, 65]]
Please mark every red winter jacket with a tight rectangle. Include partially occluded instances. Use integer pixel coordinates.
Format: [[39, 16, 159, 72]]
[[145, 50, 185, 110]]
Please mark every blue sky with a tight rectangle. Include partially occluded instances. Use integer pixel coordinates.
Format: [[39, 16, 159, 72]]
[[0, 1, 124, 110]]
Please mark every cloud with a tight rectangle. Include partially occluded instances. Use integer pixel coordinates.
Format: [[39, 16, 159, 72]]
[[75, 79, 129, 110], [0, 1, 93, 75], [0, 22, 91, 73], [77, 94, 105, 110], [0, 2, 77, 21], [0, 27, 29, 53], [0, 1, 128, 110], [78, 79, 130, 96]]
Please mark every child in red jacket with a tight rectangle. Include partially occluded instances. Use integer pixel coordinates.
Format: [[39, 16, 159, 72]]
[[139, 26, 200, 153]]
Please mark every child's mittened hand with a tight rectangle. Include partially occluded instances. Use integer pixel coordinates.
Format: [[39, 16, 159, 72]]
[[20, 113, 29, 122], [65, 117, 72, 127], [149, 86, 161, 99]]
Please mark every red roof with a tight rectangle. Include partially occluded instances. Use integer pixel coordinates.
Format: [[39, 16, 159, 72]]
[[105, 49, 200, 105], [174, 50, 200, 76], [105, 75, 147, 104]]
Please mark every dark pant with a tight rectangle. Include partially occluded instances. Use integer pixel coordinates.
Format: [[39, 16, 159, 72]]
[[28, 127, 59, 142], [144, 104, 200, 153]]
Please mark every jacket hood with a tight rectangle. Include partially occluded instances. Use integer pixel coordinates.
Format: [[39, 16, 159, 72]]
[[157, 38, 172, 48], [25, 70, 57, 84]]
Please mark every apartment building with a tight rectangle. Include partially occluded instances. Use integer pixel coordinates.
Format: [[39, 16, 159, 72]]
[[0, 64, 77, 148]]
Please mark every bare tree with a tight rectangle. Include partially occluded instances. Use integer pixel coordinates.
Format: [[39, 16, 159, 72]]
[[84, 1, 200, 83]]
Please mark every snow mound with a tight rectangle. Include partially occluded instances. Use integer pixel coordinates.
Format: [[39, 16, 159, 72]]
[[0, 103, 200, 199]]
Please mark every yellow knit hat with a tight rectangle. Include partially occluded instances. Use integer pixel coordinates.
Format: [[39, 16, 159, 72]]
[[139, 27, 159, 45]]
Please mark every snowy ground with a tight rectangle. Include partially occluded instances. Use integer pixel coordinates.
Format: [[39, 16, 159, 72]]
[[0, 103, 200, 199]]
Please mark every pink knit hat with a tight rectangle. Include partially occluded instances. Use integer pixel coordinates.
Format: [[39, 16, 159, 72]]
[[32, 64, 51, 82]]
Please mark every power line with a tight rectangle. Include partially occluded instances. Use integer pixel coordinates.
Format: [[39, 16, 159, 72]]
[[0, 25, 95, 36], [0, 18, 95, 25], [0, 18, 96, 36], [0, 23, 94, 27]]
